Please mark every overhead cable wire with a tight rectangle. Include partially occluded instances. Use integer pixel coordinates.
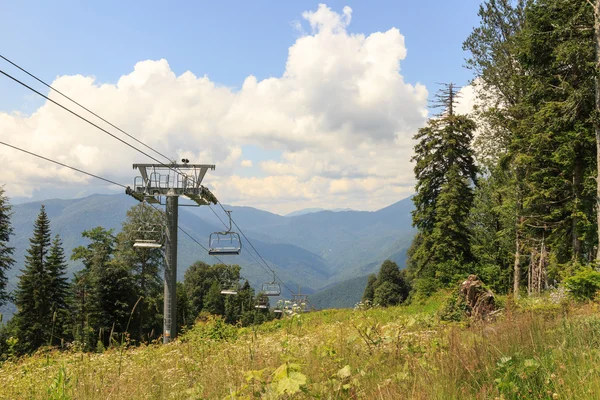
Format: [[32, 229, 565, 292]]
[[0, 68, 184, 177], [0, 54, 175, 165], [214, 201, 295, 296], [0, 140, 127, 188], [206, 203, 280, 287], [1, 59, 291, 296]]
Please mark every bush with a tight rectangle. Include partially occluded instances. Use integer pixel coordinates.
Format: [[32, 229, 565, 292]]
[[563, 268, 600, 301], [181, 313, 239, 344], [438, 289, 468, 322], [411, 278, 440, 301]]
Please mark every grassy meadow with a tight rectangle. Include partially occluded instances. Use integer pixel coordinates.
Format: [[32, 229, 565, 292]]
[[2, 293, 600, 399]]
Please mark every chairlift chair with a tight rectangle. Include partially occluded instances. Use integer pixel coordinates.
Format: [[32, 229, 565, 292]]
[[208, 232, 242, 255], [254, 294, 269, 309], [220, 279, 239, 295], [132, 201, 164, 249], [274, 300, 284, 314], [133, 224, 164, 248], [208, 210, 242, 255], [262, 276, 281, 296]]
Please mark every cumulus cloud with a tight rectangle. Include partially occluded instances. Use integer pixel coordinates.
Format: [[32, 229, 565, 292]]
[[0, 4, 428, 213]]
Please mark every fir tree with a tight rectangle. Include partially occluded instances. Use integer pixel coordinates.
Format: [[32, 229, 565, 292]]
[[13, 205, 53, 352], [46, 235, 70, 346], [0, 187, 14, 307], [408, 84, 478, 290]]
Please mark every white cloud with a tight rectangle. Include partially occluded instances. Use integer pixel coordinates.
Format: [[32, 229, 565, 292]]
[[0, 4, 428, 213]]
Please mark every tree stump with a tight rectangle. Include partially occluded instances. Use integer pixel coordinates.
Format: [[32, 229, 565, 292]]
[[460, 275, 496, 320]]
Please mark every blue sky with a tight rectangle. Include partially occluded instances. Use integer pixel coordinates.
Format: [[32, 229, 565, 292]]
[[1, 0, 481, 113], [0, 1, 483, 213]]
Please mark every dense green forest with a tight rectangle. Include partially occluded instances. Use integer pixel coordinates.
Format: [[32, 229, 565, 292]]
[[0, 198, 276, 356], [400, 0, 600, 301]]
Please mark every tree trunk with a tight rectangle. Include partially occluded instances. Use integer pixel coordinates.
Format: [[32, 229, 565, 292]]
[[513, 225, 521, 300], [595, 0, 600, 263], [573, 144, 582, 259]]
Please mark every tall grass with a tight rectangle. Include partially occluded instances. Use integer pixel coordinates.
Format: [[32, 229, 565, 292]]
[[2, 297, 600, 399]]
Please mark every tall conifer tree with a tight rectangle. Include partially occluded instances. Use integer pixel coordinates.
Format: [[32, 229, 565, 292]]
[[408, 84, 478, 289], [46, 235, 70, 345], [14, 206, 53, 352], [0, 187, 14, 307]]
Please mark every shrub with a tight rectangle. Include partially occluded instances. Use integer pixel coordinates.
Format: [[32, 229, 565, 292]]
[[181, 313, 239, 343], [563, 268, 600, 301], [438, 288, 469, 322]]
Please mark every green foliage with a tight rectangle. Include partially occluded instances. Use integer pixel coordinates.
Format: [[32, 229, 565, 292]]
[[363, 261, 409, 307], [270, 362, 307, 396], [203, 281, 225, 316], [181, 313, 238, 343], [438, 288, 468, 322], [361, 274, 377, 302], [373, 281, 403, 307], [462, 0, 597, 299], [408, 86, 478, 291], [311, 275, 370, 309], [563, 268, 600, 302], [46, 235, 70, 346], [71, 227, 137, 349], [494, 355, 547, 400], [114, 203, 164, 343], [13, 206, 55, 353], [0, 187, 14, 307], [47, 365, 71, 400]]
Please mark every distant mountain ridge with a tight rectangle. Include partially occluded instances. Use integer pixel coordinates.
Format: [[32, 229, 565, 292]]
[[2, 193, 416, 315], [285, 207, 355, 217]]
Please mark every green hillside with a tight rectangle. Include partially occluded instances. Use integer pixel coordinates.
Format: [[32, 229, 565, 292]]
[[1, 294, 597, 399], [309, 275, 370, 309], [2, 194, 415, 316]]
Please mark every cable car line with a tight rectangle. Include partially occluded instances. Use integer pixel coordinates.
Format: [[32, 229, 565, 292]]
[[214, 200, 295, 297], [2, 61, 301, 307], [0, 68, 185, 178], [0, 55, 175, 165], [207, 204, 283, 290], [0, 140, 127, 189]]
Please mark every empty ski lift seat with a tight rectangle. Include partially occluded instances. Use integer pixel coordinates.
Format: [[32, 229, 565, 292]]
[[220, 278, 239, 295], [255, 295, 269, 309], [262, 282, 281, 296], [133, 240, 162, 248], [133, 224, 163, 249], [208, 232, 242, 255]]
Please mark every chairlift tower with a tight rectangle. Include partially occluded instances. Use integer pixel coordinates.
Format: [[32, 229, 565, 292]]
[[292, 285, 310, 313], [126, 162, 216, 343]]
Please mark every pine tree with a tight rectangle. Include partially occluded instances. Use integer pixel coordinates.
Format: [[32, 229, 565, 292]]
[[13, 205, 53, 353], [408, 84, 478, 291], [46, 235, 70, 346], [361, 274, 377, 302], [0, 187, 15, 307]]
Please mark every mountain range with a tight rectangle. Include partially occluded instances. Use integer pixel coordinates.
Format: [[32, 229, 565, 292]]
[[1, 193, 415, 317]]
